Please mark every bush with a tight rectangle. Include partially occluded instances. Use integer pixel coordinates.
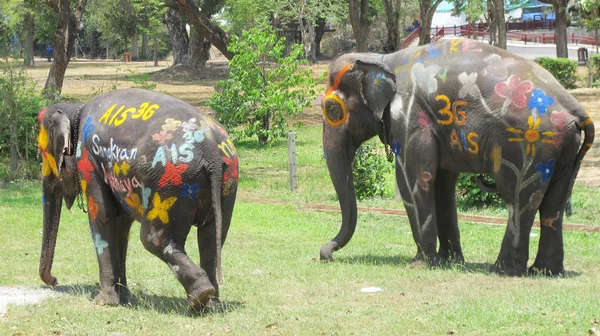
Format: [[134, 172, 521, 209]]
[[455, 173, 503, 209], [535, 57, 578, 89], [591, 53, 600, 87], [352, 139, 393, 200], [208, 25, 319, 145]]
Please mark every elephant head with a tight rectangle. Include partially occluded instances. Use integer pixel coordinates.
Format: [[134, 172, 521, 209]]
[[37, 103, 84, 286], [320, 55, 396, 260]]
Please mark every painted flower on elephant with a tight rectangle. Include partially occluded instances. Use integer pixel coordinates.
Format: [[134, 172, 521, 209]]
[[418, 170, 433, 191], [536, 159, 555, 183], [181, 118, 199, 133], [529, 190, 543, 210], [142, 185, 152, 210], [181, 184, 200, 200], [88, 195, 99, 221], [392, 141, 401, 157], [152, 130, 173, 145], [93, 232, 108, 255], [147, 192, 177, 224], [458, 72, 480, 99], [113, 161, 130, 176], [427, 44, 441, 58], [495, 75, 533, 109], [411, 63, 441, 94], [77, 148, 95, 182], [482, 54, 515, 80], [125, 194, 144, 216], [507, 116, 557, 156], [82, 117, 95, 141], [162, 118, 182, 131], [551, 110, 569, 133], [38, 126, 59, 177], [158, 162, 188, 187], [528, 89, 554, 114], [368, 72, 388, 92]]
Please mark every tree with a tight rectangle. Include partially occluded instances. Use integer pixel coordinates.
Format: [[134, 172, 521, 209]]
[[418, 0, 442, 45], [208, 26, 319, 144], [349, 0, 373, 52], [164, 6, 191, 65], [451, 0, 508, 49], [0, 0, 42, 65], [581, 0, 600, 53], [43, 0, 86, 99], [383, 0, 403, 52], [540, 0, 569, 57], [175, 0, 234, 59]]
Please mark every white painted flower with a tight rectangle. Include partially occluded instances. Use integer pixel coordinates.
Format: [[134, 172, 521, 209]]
[[482, 54, 515, 80], [411, 63, 441, 94], [390, 95, 404, 121], [458, 72, 480, 99]]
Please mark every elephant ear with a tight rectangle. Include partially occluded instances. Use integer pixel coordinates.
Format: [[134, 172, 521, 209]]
[[49, 110, 73, 176], [356, 60, 396, 120]]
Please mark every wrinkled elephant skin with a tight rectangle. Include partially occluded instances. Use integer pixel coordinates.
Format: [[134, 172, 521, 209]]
[[321, 38, 595, 276], [37, 89, 238, 310]]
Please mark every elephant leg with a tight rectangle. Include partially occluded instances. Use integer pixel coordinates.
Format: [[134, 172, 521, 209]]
[[140, 206, 215, 310], [395, 144, 439, 266], [86, 177, 134, 305], [434, 170, 463, 263]]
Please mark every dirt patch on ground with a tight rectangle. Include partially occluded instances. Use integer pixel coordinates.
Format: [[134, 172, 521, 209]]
[[569, 89, 600, 186], [0, 287, 53, 318], [148, 62, 229, 82]]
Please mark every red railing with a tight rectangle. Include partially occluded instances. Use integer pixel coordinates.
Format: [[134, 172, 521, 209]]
[[431, 27, 445, 42], [401, 27, 420, 49]]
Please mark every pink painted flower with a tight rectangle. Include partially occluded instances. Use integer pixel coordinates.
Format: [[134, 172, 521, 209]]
[[152, 130, 173, 144], [494, 75, 533, 109]]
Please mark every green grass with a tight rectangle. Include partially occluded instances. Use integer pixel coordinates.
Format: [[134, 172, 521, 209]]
[[1, 124, 599, 335]]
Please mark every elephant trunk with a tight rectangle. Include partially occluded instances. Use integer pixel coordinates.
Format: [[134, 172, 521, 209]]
[[39, 179, 62, 286], [320, 130, 359, 260]]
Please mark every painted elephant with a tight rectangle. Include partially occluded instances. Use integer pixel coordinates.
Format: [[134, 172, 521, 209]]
[[320, 38, 595, 276], [37, 88, 238, 309]]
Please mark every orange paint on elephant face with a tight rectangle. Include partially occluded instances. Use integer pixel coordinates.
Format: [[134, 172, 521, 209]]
[[323, 64, 353, 127]]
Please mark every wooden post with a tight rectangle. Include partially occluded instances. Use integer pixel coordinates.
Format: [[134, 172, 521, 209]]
[[589, 51, 594, 88], [288, 132, 297, 191]]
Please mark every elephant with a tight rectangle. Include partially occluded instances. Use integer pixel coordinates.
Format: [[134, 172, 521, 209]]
[[320, 38, 595, 276], [37, 88, 238, 310]]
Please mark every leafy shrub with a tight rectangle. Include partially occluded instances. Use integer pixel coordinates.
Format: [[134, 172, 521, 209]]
[[352, 139, 393, 200], [591, 53, 600, 87], [455, 173, 503, 209], [535, 57, 578, 89], [208, 25, 319, 145]]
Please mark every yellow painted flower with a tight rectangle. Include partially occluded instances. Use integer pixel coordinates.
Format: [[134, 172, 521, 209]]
[[125, 194, 144, 217], [38, 127, 59, 177], [147, 193, 177, 224], [120, 161, 130, 175], [507, 116, 556, 156]]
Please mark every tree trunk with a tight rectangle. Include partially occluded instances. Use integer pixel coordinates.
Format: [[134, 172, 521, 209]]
[[43, 0, 86, 100], [419, 0, 441, 46], [189, 26, 211, 68], [131, 26, 139, 59], [554, 0, 568, 58], [23, 1, 35, 66], [174, 0, 233, 59], [493, 0, 506, 49], [314, 18, 326, 58], [153, 35, 159, 66], [383, 0, 403, 52], [142, 32, 149, 58], [349, 0, 371, 52], [165, 7, 190, 66], [9, 123, 18, 176]]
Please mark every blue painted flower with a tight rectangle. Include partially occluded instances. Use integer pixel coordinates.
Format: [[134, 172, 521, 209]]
[[82, 117, 95, 141], [181, 184, 200, 200], [392, 141, 401, 157], [428, 44, 441, 58], [536, 159, 555, 183], [42, 193, 46, 204], [528, 88, 554, 114]]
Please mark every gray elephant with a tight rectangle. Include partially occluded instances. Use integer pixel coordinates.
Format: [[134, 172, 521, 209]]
[[320, 38, 594, 276], [37, 89, 238, 310]]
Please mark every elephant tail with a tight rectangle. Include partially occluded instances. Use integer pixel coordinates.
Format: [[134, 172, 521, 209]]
[[565, 111, 595, 216], [210, 163, 224, 285]]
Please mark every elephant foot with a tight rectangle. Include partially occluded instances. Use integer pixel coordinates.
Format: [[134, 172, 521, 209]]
[[319, 241, 338, 261], [528, 264, 564, 277], [187, 277, 217, 311], [410, 252, 440, 268], [490, 260, 527, 276], [94, 289, 119, 306], [438, 250, 465, 265], [118, 284, 131, 305]]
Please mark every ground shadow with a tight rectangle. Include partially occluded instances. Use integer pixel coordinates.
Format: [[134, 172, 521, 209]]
[[334, 254, 414, 266], [53, 283, 243, 316]]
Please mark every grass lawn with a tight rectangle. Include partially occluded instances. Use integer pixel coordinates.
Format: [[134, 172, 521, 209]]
[[0, 59, 599, 334]]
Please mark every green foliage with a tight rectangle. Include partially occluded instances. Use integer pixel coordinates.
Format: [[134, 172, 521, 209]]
[[208, 26, 319, 144], [126, 70, 157, 90], [535, 57, 578, 89], [455, 173, 503, 209], [591, 53, 600, 87], [352, 139, 393, 200], [0, 64, 48, 180]]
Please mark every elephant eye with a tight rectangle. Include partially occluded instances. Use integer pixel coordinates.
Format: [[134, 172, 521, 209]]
[[323, 90, 348, 127]]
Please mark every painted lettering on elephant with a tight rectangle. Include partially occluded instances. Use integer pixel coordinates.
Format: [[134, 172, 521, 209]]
[[449, 39, 462, 53], [151, 144, 195, 167], [101, 162, 141, 197], [435, 95, 479, 154], [92, 135, 138, 162], [98, 102, 158, 126], [218, 139, 236, 158]]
